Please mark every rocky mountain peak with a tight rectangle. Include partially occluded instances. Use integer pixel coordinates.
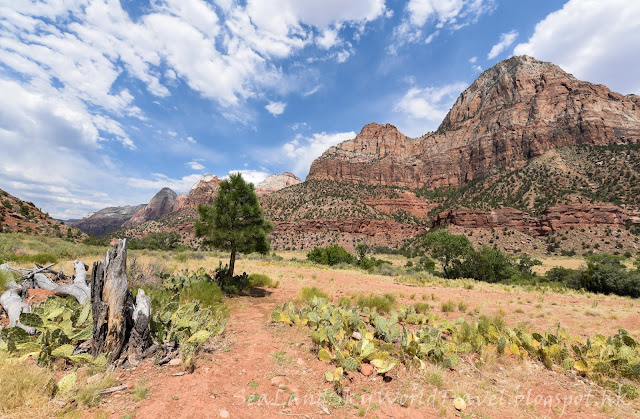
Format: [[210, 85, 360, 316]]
[[123, 188, 177, 228], [256, 172, 302, 194], [308, 55, 640, 189]]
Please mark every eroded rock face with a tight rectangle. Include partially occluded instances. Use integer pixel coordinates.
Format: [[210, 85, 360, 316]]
[[432, 203, 639, 235], [255, 172, 302, 194], [68, 205, 145, 236], [124, 188, 177, 228], [185, 174, 222, 208], [308, 56, 640, 189]]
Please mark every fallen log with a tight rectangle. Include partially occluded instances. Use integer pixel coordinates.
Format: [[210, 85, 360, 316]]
[[33, 260, 90, 304], [0, 264, 35, 334]]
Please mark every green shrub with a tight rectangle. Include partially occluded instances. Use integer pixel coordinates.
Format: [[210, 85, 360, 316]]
[[450, 246, 514, 283], [300, 287, 328, 301], [249, 273, 274, 288], [179, 280, 224, 312], [413, 302, 431, 314], [307, 245, 354, 266], [356, 293, 395, 313], [441, 300, 456, 312], [0, 269, 17, 291], [3, 253, 59, 265]]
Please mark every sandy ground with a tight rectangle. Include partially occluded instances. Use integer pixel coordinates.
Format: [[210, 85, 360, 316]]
[[55, 254, 640, 419]]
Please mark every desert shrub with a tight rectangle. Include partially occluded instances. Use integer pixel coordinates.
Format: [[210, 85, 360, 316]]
[[370, 263, 403, 276], [307, 245, 354, 266], [545, 267, 581, 286], [356, 293, 395, 313], [300, 286, 328, 301], [0, 269, 16, 290], [441, 300, 456, 312], [179, 280, 225, 312], [357, 256, 392, 272], [450, 246, 515, 284], [75, 374, 119, 407], [413, 302, 431, 313], [579, 254, 640, 297], [249, 273, 274, 288], [422, 230, 473, 278]]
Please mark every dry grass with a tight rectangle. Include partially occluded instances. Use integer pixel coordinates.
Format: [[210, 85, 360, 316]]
[[0, 361, 56, 419]]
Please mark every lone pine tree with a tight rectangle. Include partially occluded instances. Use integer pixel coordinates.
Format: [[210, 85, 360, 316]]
[[194, 173, 273, 277]]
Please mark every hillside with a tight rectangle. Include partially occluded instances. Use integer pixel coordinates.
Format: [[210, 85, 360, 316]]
[[0, 188, 86, 240]]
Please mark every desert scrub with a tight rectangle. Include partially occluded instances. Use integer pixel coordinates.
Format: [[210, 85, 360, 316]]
[[249, 273, 275, 288], [300, 286, 328, 301], [356, 293, 396, 313], [272, 296, 640, 400], [441, 300, 456, 312]]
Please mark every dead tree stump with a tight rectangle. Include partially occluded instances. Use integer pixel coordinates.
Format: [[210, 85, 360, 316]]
[[90, 239, 152, 364]]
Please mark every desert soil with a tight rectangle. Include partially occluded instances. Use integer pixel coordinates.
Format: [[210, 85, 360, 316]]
[[68, 255, 640, 419]]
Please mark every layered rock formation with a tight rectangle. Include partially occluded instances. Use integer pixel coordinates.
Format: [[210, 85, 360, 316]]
[[255, 172, 302, 194], [183, 174, 222, 208], [433, 203, 640, 235], [67, 204, 145, 236], [308, 56, 640, 189], [123, 188, 177, 228]]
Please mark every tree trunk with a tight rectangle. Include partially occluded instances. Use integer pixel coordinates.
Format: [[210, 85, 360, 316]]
[[128, 288, 152, 365], [91, 239, 133, 363], [229, 249, 236, 278]]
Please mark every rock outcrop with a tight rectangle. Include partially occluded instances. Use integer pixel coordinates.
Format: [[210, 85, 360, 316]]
[[67, 204, 145, 236], [123, 187, 177, 228], [184, 174, 222, 208], [432, 203, 640, 235], [308, 56, 640, 189], [255, 172, 302, 194]]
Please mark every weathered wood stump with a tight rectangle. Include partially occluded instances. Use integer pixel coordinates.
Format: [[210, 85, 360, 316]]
[[90, 239, 151, 364]]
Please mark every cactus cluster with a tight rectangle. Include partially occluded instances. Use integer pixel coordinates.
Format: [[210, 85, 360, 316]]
[[271, 296, 640, 399]]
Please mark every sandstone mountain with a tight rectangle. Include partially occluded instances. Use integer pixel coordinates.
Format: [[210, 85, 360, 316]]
[[0, 188, 86, 240], [67, 204, 145, 236], [123, 187, 177, 228], [255, 172, 302, 194], [308, 56, 640, 189]]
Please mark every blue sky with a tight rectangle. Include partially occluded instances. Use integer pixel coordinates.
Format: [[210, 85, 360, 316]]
[[0, 0, 638, 219]]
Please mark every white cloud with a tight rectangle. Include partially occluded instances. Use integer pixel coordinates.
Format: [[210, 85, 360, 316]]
[[514, 0, 640, 94], [282, 131, 356, 176], [187, 161, 205, 170], [127, 173, 205, 192], [394, 82, 467, 136], [392, 0, 495, 51], [186, 136, 197, 143], [0, 1, 389, 218], [304, 85, 322, 96], [469, 56, 477, 64], [265, 101, 287, 116], [225, 169, 269, 185], [487, 30, 518, 60]]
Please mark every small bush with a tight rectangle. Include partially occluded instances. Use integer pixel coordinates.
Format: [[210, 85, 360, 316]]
[[179, 280, 224, 311], [300, 286, 328, 301], [413, 302, 431, 314], [249, 273, 274, 288], [441, 300, 456, 312], [356, 293, 396, 313]]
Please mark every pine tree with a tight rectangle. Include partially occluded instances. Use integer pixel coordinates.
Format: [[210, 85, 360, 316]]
[[194, 173, 273, 277]]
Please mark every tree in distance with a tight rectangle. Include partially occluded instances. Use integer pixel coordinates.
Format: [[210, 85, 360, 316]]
[[194, 173, 273, 277]]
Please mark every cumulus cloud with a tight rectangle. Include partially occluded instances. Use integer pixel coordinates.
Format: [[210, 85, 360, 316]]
[[0, 0, 388, 218], [225, 169, 269, 185], [514, 0, 640, 94], [265, 101, 287, 116], [394, 82, 467, 136], [282, 131, 356, 176], [391, 0, 495, 51], [487, 30, 518, 60], [187, 161, 205, 170]]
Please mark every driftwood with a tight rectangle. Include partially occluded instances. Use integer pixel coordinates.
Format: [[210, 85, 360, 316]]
[[0, 264, 35, 334], [33, 260, 90, 304], [91, 239, 152, 365]]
